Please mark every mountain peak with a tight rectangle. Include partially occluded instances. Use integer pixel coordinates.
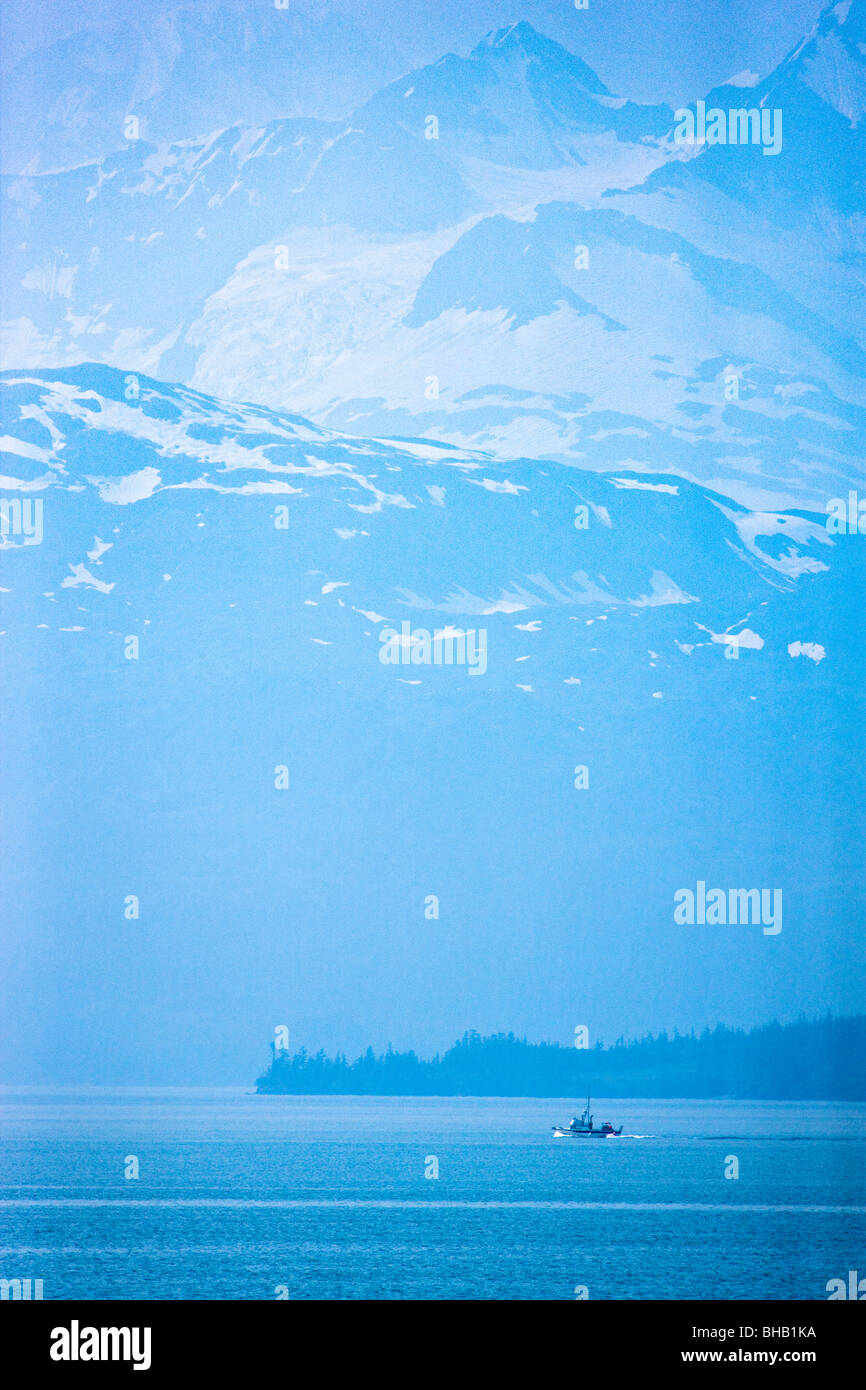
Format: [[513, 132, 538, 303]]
[[820, 0, 866, 33], [785, 0, 866, 64], [470, 20, 611, 95], [473, 20, 549, 53]]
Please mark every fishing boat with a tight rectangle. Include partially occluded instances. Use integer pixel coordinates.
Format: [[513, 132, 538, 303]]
[[552, 1093, 622, 1137]]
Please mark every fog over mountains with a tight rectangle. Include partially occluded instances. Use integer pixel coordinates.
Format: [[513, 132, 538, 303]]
[[3, 4, 865, 508], [0, 0, 824, 169], [0, 2, 863, 1082], [1, 361, 862, 1080]]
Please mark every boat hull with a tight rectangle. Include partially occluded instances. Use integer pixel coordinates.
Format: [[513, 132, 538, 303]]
[[552, 1126, 623, 1138]]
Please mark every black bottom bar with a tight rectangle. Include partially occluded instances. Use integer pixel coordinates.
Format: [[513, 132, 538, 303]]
[[3, 1299, 858, 1376]]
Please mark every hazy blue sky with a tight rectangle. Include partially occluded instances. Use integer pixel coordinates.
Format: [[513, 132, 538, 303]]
[[1, 0, 825, 109]]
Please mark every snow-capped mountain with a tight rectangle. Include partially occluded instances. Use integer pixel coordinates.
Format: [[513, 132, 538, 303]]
[[0, 363, 852, 690], [2, 8, 864, 514], [695, 0, 866, 217], [1, 365, 862, 1072], [187, 200, 863, 512], [354, 21, 673, 168], [607, 0, 866, 331]]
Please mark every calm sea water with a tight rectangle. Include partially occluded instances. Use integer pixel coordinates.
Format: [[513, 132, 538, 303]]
[[0, 1091, 863, 1300]]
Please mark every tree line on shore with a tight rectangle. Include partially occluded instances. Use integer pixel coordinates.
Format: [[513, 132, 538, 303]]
[[256, 1013, 865, 1098]]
